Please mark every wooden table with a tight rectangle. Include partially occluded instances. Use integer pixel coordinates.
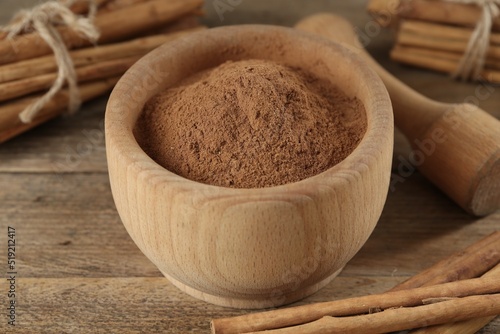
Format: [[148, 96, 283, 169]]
[[1, 1, 499, 333]]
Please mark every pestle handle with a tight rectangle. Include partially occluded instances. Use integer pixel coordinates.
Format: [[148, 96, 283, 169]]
[[296, 13, 500, 216]]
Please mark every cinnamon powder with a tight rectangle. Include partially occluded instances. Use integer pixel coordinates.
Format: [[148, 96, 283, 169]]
[[135, 59, 367, 188]]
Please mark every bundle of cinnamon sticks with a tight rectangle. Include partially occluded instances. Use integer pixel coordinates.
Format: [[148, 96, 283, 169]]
[[211, 231, 500, 334], [367, 0, 500, 83], [0, 0, 205, 143]]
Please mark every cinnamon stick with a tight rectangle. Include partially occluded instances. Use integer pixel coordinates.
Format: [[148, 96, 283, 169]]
[[400, 20, 500, 46], [368, 0, 500, 31], [210, 277, 500, 334], [0, 0, 203, 65], [396, 22, 500, 60], [410, 264, 500, 334], [98, 0, 151, 13], [0, 77, 119, 143], [0, 0, 112, 41], [211, 232, 500, 334], [0, 28, 203, 84], [390, 45, 500, 71], [0, 56, 140, 102], [389, 231, 500, 291], [398, 0, 500, 32], [83, 0, 202, 45], [70, 0, 112, 15], [245, 294, 500, 334], [390, 45, 500, 83], [413, 317, 499, 334]]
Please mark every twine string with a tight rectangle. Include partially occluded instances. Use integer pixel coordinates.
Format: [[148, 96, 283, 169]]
[[445, 0, 500, 80], [0, 0, 99, 123]]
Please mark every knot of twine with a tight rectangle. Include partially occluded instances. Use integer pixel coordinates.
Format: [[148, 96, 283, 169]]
[[0, 0, 100, 123], [445, 0, 500, 81]]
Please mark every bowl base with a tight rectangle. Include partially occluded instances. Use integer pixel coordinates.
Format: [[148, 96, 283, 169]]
[[160, 267, 343, 309]]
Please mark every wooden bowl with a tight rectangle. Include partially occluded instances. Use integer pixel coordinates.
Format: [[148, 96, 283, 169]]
[[105, 25, 393, 309]]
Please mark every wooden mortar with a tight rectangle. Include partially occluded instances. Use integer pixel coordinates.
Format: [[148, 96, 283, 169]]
[[105, 25, 393, 309]]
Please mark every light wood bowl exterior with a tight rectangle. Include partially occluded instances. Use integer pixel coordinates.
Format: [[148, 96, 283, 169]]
[[105, 25, 393, 309]]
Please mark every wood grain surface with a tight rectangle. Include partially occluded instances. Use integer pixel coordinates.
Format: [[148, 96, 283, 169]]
[[0, 0, 499, 333]]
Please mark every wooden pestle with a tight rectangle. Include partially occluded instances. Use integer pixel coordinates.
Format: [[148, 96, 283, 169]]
[[296, 13, 500, 216]]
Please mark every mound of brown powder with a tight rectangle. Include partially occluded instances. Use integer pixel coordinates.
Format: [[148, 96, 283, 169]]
[[135, 59, 367, 188]]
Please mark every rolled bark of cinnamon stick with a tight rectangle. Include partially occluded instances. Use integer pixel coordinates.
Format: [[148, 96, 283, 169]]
[[211, 233, 500, 334], [0, 0, 203, 65], [413, 317, 499, 334], [0, 56, 140, 102], [0, 77, 119, 143], [400, 20, 500, 46], [70, 0, 112, 14], [0, 0, 111, 41], [368, 0, 500, 31], [389, 231, 500, 291], [246, 294, 500, 334], [396, 22, 500, 60], [410, 264, 500, 334], [0, 27, 204, 83], [210, 277, 500, 334], [97, 0, 150, 13], [397, 0, 500, 31], [390, 45, 500, 71], [390, 45, 500, 83], [0, 28, 202, 84]]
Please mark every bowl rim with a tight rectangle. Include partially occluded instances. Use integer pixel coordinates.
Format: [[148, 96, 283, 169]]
[[105, 24, 393, 198]]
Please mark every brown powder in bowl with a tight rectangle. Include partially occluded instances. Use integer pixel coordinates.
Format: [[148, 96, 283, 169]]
[[134, 59, 367, 188]]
